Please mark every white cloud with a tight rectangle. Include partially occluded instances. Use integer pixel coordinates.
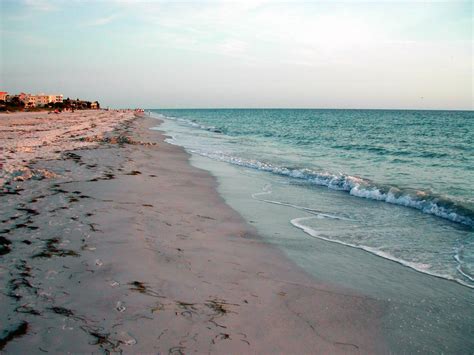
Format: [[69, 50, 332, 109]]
[[23, 0, 57, 12], [86, 13, 121, 26], [218, 39, 248, 56]]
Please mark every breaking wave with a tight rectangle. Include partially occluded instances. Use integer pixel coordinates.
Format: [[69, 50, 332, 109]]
[[191, 151, 474, 227], [153, 112, 473, 228]]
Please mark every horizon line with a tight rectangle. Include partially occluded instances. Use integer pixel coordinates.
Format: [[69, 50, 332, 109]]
[[140, 107, 473, 112]]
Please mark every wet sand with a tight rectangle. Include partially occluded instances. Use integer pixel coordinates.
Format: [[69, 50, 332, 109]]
[[0, 113, 386, 353]]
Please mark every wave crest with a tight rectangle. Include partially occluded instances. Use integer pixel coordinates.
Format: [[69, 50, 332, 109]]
[[192, 151, 474, 227]]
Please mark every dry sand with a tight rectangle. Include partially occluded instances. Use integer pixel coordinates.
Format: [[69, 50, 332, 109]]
[[0, 110, 135, 186], [0, 112, 386, 353]]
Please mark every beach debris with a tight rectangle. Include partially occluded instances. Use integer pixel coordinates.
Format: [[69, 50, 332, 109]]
[[8, 272, 34, 300], [197, 215, 216, 220], [175, 301, 197, 319], [115, 331, 137, 346], [80, 325, 115, 350], [63, 152, 83, 164], [32, 237, 79, 258], [168, 346, 186, 355], [77, 134, 157, 146], [95, 259, 103, 267], [15, 305, 41, 316], [115, 301, 126, 313], [89, 223, 100, 232], [125, 170, 141, 175], [109, 280, 120, 287], [129, 281, 164, 298], [49, 306, 75, 317], [205, 299, 230, 316], [16, 206, 40, 216], [129, 281, 147, 293], [0, 236, 12, 255], [204, 298, 239, 328], [4, 167, 57, 183], [0, 321, 29, 350], [212, 333, 231, 344]]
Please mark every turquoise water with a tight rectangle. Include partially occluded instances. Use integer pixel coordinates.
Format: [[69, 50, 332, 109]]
[[151, 109, 473, 288]]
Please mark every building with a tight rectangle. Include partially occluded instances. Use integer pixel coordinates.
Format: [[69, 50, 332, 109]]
[[36, 94, 50, 106], [17, 93, 28, 102], [24, 95, 36, 108], [3, 91, 97, 110], [48, 94, 63, 104]]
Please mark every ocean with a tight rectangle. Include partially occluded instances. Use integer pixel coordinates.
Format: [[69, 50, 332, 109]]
[[150, 108, 473, 351], [151, 109, 473, 286]]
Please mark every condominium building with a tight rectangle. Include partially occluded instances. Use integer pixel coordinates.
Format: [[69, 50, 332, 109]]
[[48, 94, 64, 103], [35, 94, 50, 106], [24, 95, 36, 108]]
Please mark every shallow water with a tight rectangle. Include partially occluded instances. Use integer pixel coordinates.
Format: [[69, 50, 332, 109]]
[[150, 109, 474, 352], [190, 154, 474, 353], [151, 109, 474, 289]]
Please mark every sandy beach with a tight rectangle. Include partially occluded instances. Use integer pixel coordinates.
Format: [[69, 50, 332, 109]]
[[0, 111, 386, 353]]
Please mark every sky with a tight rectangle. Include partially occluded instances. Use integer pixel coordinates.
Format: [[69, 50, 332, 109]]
[[0, 0, 472, 109]]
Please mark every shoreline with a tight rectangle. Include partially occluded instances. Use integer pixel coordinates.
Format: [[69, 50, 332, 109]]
[[0, 112, 385, 352]]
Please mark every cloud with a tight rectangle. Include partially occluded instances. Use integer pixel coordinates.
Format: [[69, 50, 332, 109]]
[[23, 0, 57, 11], [85, 14, 121, 27], [218, 39, 248, 56]]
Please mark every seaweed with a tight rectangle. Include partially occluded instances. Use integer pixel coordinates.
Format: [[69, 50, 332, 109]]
[[197, 215, 216, 220], [168, 346, 185, 355], [16, 207, 39, 216], [129, 281, 163, 298], [49, 206, 68, 213], [15, 305, 41, 316], [64, 152, 82, 164], [80, 325, 117, 351], [103, 172, 115, 180], [8, 277, 33, 300], [0, 236, 12, 255], [212, 333, 231, 344], [175, 301, 197, 318], [129, 281, 147, 293], [205, 300, 229, 316], [0, 321, 28, 350], [29, 194, 46, 203], [88, 223, 100, 232], [49, 306, 75, 317], [51, 187, 68, 194], [33, 238, 79, 258]]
